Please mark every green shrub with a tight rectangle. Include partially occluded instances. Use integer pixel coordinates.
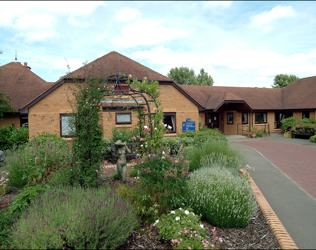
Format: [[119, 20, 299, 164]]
[[201, 152, 244, 175], [133, 148, 189, 216], [184, 167, 257, 228], [9, 183, 50, 216], [0, 209, 18, 249], [100, 138, 112, 160], [281, 117, 316, 130], [4, 137, 72, 189], [309, 135, 316, 143], [8, 185, 138, 249], [177, 129, 227, 146], [29, 132, 68, 147], [0, 125, 28, 150], [290, 123, 316, 135], [112, 126, 139, 143], [184, 140, 245, 172], [162, 137, 194, 155]]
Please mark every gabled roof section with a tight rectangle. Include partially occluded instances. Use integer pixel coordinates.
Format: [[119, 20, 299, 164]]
[[282, 75, 316, 109], [0, 62, 53, 110], [180, 85, 283, 110], [63, 51, 172, 82]]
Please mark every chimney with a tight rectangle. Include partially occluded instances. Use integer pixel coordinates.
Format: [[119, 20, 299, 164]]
[[24, 62, 31, 70]]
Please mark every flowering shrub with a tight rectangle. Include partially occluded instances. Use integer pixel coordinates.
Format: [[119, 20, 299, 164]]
[[8, 185, 138, 249], [162, 137, 194, 155], [133, 147, 189, 215], [0, 171, 10, 195], [155, 208, 222, 249], [290, 123, 316, 135], [111, 126, 139, 143], [184, 167, 257, 228]]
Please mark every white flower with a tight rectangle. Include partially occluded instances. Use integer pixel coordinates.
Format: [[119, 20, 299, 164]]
[[162, 156, 165, 159], [168, 125, 172, 129], [185, 210, 189, 215], [144, 125, 148, 129], [129, 74, 132, 78], [162, 151, 165, 154], [175, 217, 180, 221], [192, 212, 195, 216], [141, 145, 143, 147], [96, 170, 98, 172], [154, 127, 157, 130], [170, 211, 175, 214], [179, 208, 182, 210], [164, 124, 167, 127], [200, 224, 204, 229], [153, 219, 159, 226]]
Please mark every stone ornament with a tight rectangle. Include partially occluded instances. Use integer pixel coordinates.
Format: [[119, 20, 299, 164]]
[[115, 140, 131, 181]]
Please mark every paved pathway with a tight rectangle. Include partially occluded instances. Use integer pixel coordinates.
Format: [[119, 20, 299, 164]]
[[226, 134, 316, 249]]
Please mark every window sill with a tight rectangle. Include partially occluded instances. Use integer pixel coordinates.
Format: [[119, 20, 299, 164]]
[[116, 124, 132, 128]]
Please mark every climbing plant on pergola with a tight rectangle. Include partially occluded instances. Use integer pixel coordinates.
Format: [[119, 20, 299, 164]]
[[101, 71, 160, 140]]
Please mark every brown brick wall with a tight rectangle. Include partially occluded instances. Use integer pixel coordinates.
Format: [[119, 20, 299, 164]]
[[29, 83, 200, 139], [0, 114, 20, 129]]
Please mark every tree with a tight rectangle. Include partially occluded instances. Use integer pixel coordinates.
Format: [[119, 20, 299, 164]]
[[272, 74, 299, 88], [0, 88, 16, 120], [167, 67, 214, 86]]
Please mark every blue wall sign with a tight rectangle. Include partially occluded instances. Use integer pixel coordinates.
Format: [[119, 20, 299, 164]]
[[182, 118, 196, 132]]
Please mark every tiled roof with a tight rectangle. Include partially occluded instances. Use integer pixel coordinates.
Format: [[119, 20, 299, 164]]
[[181, 85, 283, 110], [0, 62, 54, 110], [64, 51, 172, 82], [282, 75, 316, 109]]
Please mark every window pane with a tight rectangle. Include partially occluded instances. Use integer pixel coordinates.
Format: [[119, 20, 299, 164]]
[[263, 113, 267, 123], [242, 113, 248, 124], [163, 114, 176, 132], [227, 113, 233, 124], [61, 116, 74, 136], [116, 114, 131, 123]]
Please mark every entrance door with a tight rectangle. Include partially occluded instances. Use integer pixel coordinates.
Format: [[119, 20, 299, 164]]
[[207, 113, 219, 129]]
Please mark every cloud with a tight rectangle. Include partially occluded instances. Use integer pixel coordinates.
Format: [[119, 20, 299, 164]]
[[255, 76, 267, 82], [111, 19, 186, 48], [251, 5, 297, 25], [132, 46, 216, 77], [115, 7, 141, 21]]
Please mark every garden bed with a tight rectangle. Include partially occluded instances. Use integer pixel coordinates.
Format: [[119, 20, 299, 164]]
[[99, 164, 280, 249]]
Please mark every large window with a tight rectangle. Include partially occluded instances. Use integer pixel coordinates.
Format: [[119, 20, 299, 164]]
[[242, 112, 248, 124], [116, 113, 131, 124], [227, 113, 233, 124], [255, 112, 267, 124], [274, 112, 293, 129], [60, 114, 75, 137], [163, 112, 176, 132], [302, 112, 310, 119]]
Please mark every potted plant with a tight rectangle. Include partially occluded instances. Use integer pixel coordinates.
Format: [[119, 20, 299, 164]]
[[251, 126, 257, 138]]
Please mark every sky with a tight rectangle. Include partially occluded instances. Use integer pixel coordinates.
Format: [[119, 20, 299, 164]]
[[0, 1, 316, 88]]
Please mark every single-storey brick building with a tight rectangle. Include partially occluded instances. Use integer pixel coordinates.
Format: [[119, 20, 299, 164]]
[[2, 51, 316, 140]]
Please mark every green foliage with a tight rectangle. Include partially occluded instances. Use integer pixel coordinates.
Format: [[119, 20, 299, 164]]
[[290, 123, 316, 135], [201, 152, 245, 175], [8, 183, 50, 216], [184, 167, 257, 228], [167, 67, 214, 86], [0, 86, 16, 121], [133, 148, 189, 216], [100, 137, 112, 160], [177, 128, 227, 146], [68, 75, 111, 188], [8, 185, 138, 249], [0, 124, 28, 150], [281, 117, 316, 131], [4, 137, 72, 189], [0, 209, 18, 249], [310, 135, 316, 143], [184, 140, 244, 172], [29, 132, 68, 147], [111, 126, 139, 143], [272, 74, 299, 88], [155, 208, 222, 249], [162, 137, 194, 155]]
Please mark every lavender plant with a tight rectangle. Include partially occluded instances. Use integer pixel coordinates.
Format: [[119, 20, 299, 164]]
[[184, 167, 257, 228], [8, 184, 138, 249]]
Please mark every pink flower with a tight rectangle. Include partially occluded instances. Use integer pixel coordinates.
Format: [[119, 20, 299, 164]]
[[203, 243, 208, 248], [219, 238, 223, 243], [212, 227, 216, 233], [104, 161, 108, 164], [132, 136, 136, 140], [188, 247, 192, 250], [140, 138, 144, 141], [190, 234, 192, 238], [138, 119, 140, 122], [144, 107, 147, 111]]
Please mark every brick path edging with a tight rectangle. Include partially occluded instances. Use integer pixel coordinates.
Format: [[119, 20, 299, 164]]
[[250, 175, 298, 249]]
